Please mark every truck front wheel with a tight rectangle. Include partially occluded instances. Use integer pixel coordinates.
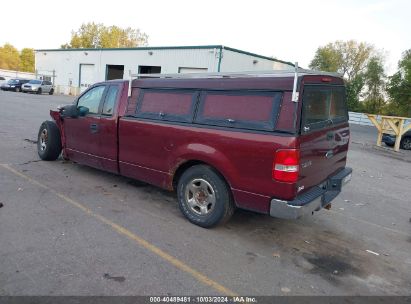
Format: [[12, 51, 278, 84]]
[[177, 165, 235, 228], [37, 121, 62, 161]]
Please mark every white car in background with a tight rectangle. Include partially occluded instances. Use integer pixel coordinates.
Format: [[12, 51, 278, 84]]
[[22, 79, 54, 95]]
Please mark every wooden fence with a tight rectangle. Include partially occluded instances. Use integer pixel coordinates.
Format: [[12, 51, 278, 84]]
[[349, 111, 411, 126]]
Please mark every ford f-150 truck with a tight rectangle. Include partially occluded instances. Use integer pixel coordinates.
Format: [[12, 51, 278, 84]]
[[37, 70, 352, 228]]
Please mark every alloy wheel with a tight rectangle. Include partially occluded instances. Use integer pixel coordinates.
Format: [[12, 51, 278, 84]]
[[184, 178, 216, 215], [39, 129, 48, 151]]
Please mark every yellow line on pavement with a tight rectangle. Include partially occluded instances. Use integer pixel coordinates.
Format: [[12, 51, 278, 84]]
[[0, 163, 237, 296]]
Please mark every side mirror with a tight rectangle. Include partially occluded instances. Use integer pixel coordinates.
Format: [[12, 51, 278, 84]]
[[78, 106, 89, 117], [60, 104, 79, 118]]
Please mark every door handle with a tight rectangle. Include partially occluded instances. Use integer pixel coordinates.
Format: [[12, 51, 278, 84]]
[[90, 123, 98, 133], [325, 150, 334, 159]]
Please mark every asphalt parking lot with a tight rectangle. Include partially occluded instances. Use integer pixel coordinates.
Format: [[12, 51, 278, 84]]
[[0, 90, 410, 296]]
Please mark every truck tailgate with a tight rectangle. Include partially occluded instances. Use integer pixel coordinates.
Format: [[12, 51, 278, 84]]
[[297, 84, 350, 193], [298, 123, 349, 191]]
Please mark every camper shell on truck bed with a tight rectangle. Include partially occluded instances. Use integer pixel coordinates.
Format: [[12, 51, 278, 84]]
[[39, 69, 352, 228]]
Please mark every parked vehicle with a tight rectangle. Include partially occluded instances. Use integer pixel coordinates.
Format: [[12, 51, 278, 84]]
[[1, 78, 30, 92], [382, 131, 411, 150], [0, 76, 7, 87], [22, 79, 54, 95], [36, 70, 352, 227]]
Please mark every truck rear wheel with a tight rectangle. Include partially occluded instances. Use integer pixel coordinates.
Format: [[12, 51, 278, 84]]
[[177, 165, 235, 228], [37, 121, 62, 161]]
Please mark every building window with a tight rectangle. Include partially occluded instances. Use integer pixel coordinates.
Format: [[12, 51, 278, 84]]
[[106, 65, 124, 80], [138, 66, 161, 74]]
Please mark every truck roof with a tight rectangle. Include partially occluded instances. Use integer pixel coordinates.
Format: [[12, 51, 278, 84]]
[[131, 70, 344, 91]]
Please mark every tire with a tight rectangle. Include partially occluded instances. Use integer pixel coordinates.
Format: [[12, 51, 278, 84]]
[[177, 165, 235, 228], [49, 88, 54, 95], [400, 137, 411, 150], [384, 142, 395, 147], [15, 87, 21, 92], [37, 121, 62, 161], [37, 88, 42, 95]]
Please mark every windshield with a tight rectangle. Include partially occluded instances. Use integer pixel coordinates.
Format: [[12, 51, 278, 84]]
[[7, 79, 20, 84], [28, 80, 42, 84], [302, 85, 348, 132]]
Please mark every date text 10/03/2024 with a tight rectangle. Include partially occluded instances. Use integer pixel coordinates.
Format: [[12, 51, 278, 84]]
[[149, 297, 257, 303]]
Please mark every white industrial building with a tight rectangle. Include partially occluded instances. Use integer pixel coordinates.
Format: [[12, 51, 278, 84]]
[[35, 45, 294, 95]]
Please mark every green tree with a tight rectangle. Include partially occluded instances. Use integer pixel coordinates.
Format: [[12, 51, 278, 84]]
[[345, 74, 365, 112], [61, 22, 148, 49], [309, 40, 374, 81], [0, 43, 21, 70], [386, 49, 411, 117], [309, 40, 380, 112], [362, 56, 386, 114], [19, 48, 35, 72], [309, 44, 343, 75], [66, 22, 101, 48], [100, 26, 148, 48]]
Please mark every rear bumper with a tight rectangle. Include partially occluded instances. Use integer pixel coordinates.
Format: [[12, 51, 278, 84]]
[[270, 167, 352, 219]]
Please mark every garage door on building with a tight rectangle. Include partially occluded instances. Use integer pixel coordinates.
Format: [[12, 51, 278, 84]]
[[178, 67, 208, 74], [79, 64, 95, 93]]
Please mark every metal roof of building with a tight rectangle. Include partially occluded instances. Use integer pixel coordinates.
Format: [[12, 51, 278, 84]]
[[35, 45, 294, 66]]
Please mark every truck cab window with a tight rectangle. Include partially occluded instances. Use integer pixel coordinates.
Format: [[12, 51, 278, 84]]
[[102, 86, 119, 115], [77, 86, 105, 114]]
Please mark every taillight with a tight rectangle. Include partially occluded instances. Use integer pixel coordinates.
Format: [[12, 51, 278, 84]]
[[273, 149, 300, 182]]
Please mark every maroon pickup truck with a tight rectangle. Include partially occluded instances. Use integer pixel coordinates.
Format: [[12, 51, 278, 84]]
[[37, 71, 352, 227]]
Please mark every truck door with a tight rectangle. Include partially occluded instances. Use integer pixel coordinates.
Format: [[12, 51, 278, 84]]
[[64, 85, 107, 169], [96, 84, 121, 173]]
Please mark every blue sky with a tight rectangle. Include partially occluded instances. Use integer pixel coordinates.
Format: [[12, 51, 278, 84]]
[[1, 0, 409, 74]]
